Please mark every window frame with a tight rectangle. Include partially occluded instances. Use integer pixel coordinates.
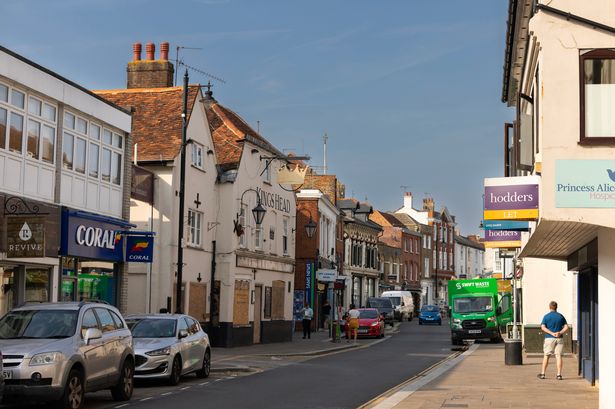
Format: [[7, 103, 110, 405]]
[[187, 209, 203, 248], [191, 142, 204, 169], [579, 48, 615, 145]]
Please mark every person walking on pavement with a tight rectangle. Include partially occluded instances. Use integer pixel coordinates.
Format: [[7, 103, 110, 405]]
[[347, 304, 360, 343], [538, 301, 569, 380], [322, 300, 331, 330], [301, 302, 314, 339]]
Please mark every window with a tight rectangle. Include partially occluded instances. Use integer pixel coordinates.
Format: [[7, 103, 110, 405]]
[[64, 112, 75, 129], [111, 151, 121, 185], [41, 125, 54, 163], [9, 112, 23, 152], [282, 217, 289, 255], [42, 103, 56, 122], [177, 317, 188, 333], [424, 258, 430, 278], [11, 89, 24, 109], [0, 84, 7, 102], [28, 97, 41, 116], [102, 129, 112, 145], [89, 143, 99, 177], [187, 210, 202, 247], [269, 226, 276, 254], [112, 133, 122, 149], [580, 49, 615, 143], [101, 148, 111, 182], [0, 108, 6, 149], [62, 132, 74, 169], [239, 205, 247, 248], [191, 143, 203, 169], [264, 286, 272, 319], [95, 308, 116, 333], [76, 117, 87, 134], [74, 137, 86, 174], [80, 309, 99, 338], [26, 120, 40, 158], [264, 162, 271, 183], [255, 226, 263, 250], [90, 124, 100, 140], [110, 311, 125, 329]]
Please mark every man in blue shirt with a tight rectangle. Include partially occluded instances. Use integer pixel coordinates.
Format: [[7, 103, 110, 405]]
[[538, 301, 568, 380]]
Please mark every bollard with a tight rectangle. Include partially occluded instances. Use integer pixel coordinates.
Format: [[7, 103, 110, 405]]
[[504, 338, 523, 365]]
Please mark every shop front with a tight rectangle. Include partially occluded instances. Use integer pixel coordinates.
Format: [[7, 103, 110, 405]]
[[0, 195, 60, 315], [59, 208, 135, 306]]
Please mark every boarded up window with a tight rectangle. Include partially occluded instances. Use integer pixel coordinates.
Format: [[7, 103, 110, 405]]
[[233, 280, 250, 326], [264, 287, 272, 319], [188, 282, 208, 322], [271, 280, 285, 320]]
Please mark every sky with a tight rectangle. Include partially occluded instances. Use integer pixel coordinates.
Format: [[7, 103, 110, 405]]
[[0, 0, 513, 236]]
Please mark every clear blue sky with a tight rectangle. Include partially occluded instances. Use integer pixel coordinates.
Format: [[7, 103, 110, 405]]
[[1, 0, 513, 235]]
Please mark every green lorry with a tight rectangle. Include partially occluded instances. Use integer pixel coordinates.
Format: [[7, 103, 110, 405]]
[[448, 278, 512, 345]]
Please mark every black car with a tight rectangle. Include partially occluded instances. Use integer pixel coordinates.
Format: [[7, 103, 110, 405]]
[[366, 297, 395, 327]]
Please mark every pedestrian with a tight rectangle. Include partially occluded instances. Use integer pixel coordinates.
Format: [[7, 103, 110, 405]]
[[538, 301, 569, 380], [301, 302, 314, 339], [322, 300, 331, 330], [347, 304, 360, 343]]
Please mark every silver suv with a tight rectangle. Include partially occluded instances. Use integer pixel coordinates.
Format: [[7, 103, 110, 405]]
[[0, 302, 134, 409]]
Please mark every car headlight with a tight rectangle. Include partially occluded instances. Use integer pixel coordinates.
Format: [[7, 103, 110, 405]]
[[371, 321, 380, 327], [30, 352, 63, 366], [453, 318, 461, 324], [146, 347, 171, 356]]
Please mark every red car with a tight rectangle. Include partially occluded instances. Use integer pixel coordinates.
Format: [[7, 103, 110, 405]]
[[344, 308, 385, 338]]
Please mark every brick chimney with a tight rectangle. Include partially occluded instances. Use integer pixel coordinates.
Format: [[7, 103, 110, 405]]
[[127, 42, 175, 89], [423, 197, 434, 212]]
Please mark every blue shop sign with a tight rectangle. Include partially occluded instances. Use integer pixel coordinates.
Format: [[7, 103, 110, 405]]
[[482, 220, 530, 231], [60, 209, 131, 262], [125, 235, 154, 263]]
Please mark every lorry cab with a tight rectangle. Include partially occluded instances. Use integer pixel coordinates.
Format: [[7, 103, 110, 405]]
[[448, 278, 512, 345]]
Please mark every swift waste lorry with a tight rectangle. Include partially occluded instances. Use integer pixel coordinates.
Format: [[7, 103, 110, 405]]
[[448, 278, 512, 345]]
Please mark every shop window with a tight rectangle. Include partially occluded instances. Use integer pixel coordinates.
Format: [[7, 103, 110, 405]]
[[25, 269, 49, 302], [580, 49, 615, 144]]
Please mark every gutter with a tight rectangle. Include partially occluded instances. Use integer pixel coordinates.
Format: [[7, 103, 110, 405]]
[[501, 0, 518, 103], [535, 3, 615, 35]]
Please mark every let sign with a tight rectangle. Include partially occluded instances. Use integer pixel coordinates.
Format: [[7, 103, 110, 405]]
[[484, 176, 539, 221]]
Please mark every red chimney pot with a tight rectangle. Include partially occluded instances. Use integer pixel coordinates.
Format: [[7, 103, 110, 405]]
[[145, 43, 155, 60], [160, 42, 169, 61], [133, 43, 142, 61]]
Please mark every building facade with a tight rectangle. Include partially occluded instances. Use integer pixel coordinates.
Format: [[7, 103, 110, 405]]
[[454, 235, 484, 279]]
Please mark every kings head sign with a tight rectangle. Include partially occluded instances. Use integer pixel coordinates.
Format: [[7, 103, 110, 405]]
[[484, 176, 539, 221]]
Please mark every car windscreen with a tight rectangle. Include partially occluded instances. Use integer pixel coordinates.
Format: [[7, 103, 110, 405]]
[[127, 318, 177, 338], [359, 310, 379, 319], [385, 297, 401, 306], [0, 309, 78, 339], [368, 298, 392, 308], [454, 297, 493, 313], [421, 305, 439, 312]]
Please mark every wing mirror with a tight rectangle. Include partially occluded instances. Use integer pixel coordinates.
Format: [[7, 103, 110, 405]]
[[84, 328, 102, 345], [178, 329, 189, 339]]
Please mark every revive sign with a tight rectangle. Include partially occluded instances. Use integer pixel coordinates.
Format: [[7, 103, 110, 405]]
[[483, 176, 539, 221]]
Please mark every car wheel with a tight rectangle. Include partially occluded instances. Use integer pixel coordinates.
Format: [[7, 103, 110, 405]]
[[438, 321, 442, 326], [196, 349, 211, 378], [169, 355, 182, 386], [59, 368, 84, 409], [111, 359, 134, 401]]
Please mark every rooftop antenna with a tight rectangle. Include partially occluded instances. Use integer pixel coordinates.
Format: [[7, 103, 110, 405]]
[[400, 185, 410, 191], [323, 133, 328, 175], [175, 46, 202, 86]]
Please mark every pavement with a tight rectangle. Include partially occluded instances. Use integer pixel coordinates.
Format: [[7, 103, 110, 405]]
[[364, 342, 598, 409], [211, 323, 400, 372]]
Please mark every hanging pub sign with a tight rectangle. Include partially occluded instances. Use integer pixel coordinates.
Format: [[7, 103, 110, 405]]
[[6, 216, 45, 257], [125, 235, 154, 263], [484, 176, 540, 221], [60, 209, 128, 262]]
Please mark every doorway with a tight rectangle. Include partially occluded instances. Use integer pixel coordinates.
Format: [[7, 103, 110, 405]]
[[253, 285, 262, 344], [578, 267, 598, 385]]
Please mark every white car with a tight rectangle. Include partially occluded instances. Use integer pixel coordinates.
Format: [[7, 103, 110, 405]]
[[126, 314, 211, 385]]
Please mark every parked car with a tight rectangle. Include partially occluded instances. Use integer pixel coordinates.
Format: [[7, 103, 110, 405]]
[[418, 304, 442, 325], [380, 291, 414, 321], [366, 297, 395, 327], [0, 302, 134, 409], [125, 314, 211, 385], [341, 308, 385, 338]]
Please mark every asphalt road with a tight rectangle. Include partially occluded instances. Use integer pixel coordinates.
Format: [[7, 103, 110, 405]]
[[2, 320, 455, 409]]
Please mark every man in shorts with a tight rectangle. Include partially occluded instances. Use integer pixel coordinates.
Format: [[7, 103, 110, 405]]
[[538, 301, 568, 380]]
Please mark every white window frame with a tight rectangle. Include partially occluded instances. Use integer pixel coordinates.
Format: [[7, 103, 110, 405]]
[[187, 209, 203, 248], [191, 142, 204, 169], [239, 205, 247, 248], [255, 225, 263, 251]]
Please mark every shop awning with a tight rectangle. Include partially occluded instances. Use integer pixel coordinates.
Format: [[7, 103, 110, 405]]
[[519, 219, 600, 260]]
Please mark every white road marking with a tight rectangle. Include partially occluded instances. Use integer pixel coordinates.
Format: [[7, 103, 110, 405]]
[[115, 404, 130, 408], [140, 397, 153, 402], [161, 392, 173, 396], [199, 382, 209, 385], [181, 386, 190, 390]]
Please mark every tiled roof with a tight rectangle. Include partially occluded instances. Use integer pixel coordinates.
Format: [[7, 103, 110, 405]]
[[455, 235, 485, 251], [204, 101, 281, 170], [94, 86, 200, 162]]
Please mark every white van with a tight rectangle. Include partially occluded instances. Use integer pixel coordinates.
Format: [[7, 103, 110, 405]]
[[380, 291, 414, 322]]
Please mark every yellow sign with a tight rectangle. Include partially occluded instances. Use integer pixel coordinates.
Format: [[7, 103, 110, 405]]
[[483, 209, 539, 221], [484, 240, 521, 249], [498, 280, 512, 293]]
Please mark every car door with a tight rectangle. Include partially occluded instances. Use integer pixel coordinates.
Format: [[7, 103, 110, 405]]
[[186, 317, 205, 371], [176, 317, 191, 373], [79, 308, 106, 388], [94, 307, 122, 383]]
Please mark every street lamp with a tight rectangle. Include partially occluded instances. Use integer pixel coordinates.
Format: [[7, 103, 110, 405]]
[[235, 188, 267, 231], [305, 216, 317, 238]]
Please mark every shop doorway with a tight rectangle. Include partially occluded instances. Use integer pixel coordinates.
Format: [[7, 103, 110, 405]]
[[578, 267, 598, 385], [253, 285, 262, 344], [0, 267, 16, 315]]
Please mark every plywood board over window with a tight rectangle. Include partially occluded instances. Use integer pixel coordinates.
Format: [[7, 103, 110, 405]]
[[233, 280, 250, 327], [271, 280, 286, 320], [188, 282, 208, 322]]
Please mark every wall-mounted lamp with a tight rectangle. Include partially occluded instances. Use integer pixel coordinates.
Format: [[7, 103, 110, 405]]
[[234, 189, 266, 236], [304, 210, 317, 239]]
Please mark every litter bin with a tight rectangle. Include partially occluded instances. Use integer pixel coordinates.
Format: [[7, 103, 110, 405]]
[[504, 338, 523, 365]]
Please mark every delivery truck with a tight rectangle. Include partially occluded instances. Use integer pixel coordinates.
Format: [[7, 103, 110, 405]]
[[448, 278, 512, 345]]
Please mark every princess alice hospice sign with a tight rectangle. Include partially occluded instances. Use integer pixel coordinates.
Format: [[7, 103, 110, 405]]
[[484, 176, 539, 221]]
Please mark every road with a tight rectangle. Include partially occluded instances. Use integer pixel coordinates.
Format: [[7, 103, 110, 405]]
[[2, 320, 455, 409]]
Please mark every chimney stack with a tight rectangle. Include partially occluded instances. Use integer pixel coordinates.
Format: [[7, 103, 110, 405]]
[[127, 41, 175, 89], [423, 197, 434, 212], [132, 43, 142, 61], [403, 192, 413, 210]]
